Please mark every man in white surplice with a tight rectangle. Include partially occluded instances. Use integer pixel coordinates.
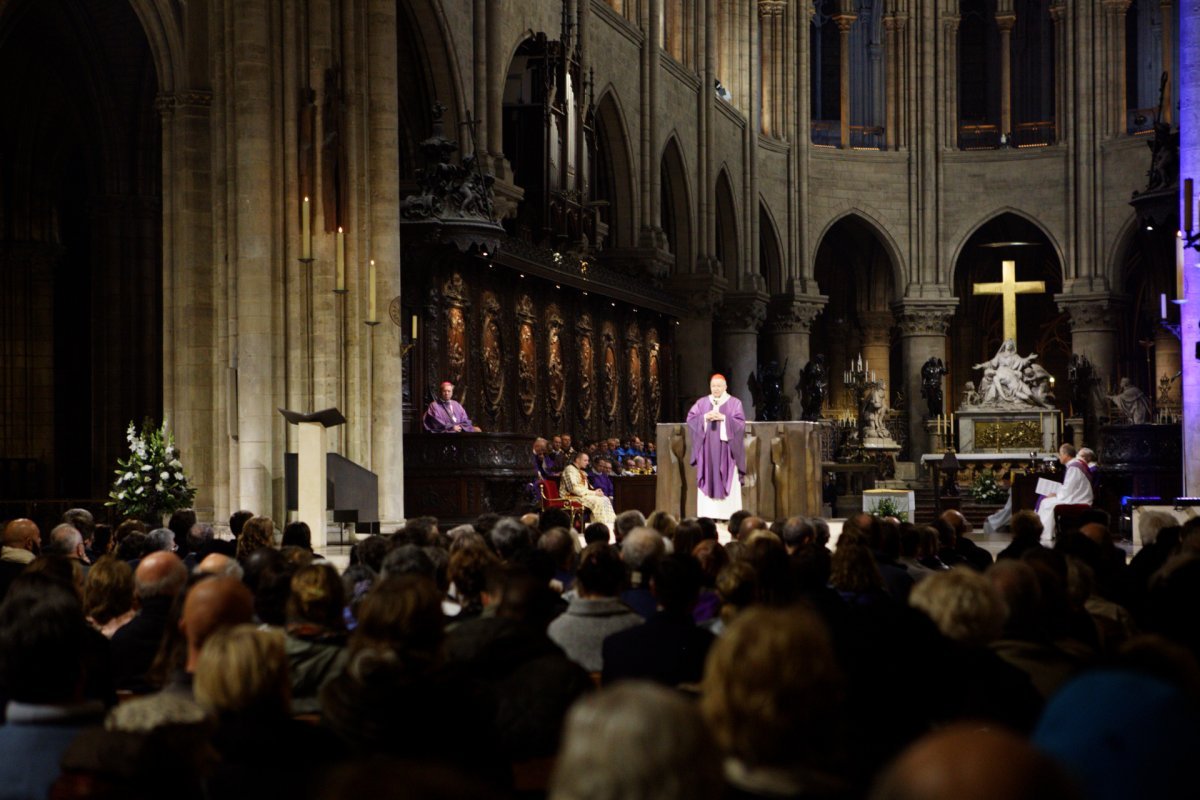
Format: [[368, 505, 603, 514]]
[[1036, 443, 1093, 546]]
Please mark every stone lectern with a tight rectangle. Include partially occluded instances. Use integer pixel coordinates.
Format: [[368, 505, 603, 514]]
[[280, 407, 346, 550]]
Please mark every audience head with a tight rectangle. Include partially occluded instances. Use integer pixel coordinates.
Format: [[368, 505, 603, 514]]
[[551, 682, 722, 800], [650, 553, 703, 615], [646, 511, 678, 542], [693, 539, 729, 588], [939, 509, 970, 537], [583, 522, 611, 545], [614, 510, 646, 544], [350, 575, 445, 677], [180, 575, 255, 671], [352, 535, 390, 574], [47, 524, 85, 559], [116, 531, 148, 561], [701, 606, 843, 771], [287, 564, 346, 630], [381, 544, 436, 581], [236, 516, 274, 559], [229, 510, 254, 537], [987, 559, 1044, 639], [196, 552, 245, 580], [735, 515, 766, 543], [187, 522, 214, 554], [0, 573, 86, 704], [621, 527, 665, 577], [1011, 510, 1044, 543], [488, 518, 533, 561], [909, 567, 1007, 646], [194, 625, 289, 718], [83, 555, 135, 625], [537, 527, 575, 572], [539, 508, 572, 533], [830, 537, 883, 594], [91, 524, 114, 557], [167, 509, 196, 553], [780, 516, 816, 553], [145, 527, 177, 554], [575, 543, 625, 599], [871, 725, 1077, 800], [62, 508, 95, 541], [134, 551, 188, 602], [281, 521, 313, 551], [673, 518, 704, 556], [697, 517, 719, 543], [448, 545, 499, 609]]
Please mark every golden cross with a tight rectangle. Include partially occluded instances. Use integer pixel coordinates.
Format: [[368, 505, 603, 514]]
[[972, 260, 1045, 342]]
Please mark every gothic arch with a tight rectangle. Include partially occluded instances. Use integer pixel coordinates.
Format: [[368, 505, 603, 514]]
[[1107, 213, 1141, 288], [399, 0, 468, 172], [594, 87, 638, 249], [714, 167, 740, 280], [659, 133, 693, 275], [949, 206, 1067, 283], [811, 208, 906, 294], [758, 199, 784, 295]]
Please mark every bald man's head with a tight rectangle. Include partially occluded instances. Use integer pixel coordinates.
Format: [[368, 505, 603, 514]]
[[2, 519, 39, 551], [871, 726, 1078, 800], [939, 509, 969, 536], [196, 553, 245, 581], [133, 551, 188, 601], [180, 576, 255, 671]]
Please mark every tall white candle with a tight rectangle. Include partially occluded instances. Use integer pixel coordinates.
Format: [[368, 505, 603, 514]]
[[368, 259, 377, 322], [336, 227, 345, 291], [301, 196, 311, 259]]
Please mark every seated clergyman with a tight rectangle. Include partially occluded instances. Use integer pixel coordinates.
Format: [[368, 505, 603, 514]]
[[561, 452, 616, 529], [422, 381, 480, 433]]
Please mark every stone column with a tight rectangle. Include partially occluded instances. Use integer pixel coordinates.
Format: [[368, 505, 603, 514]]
[[883, 11, 903, 150], [473, 0, 488, 158], [671, 273, 728, 399], [641, 0, 664, 247], [487, 0, 506, 176], [367, 0, 405, 527], [894, 301, 956, 459], [1106, 0, 1133, 137], [717, 293, 769, 421], [231, 0, 275, 516], [1057, 294, 1124, 391], [942, 10, 961, 149], [833, 12, 857, 148], [767, 296, 827, 419], [1160, 0, 1173, 124], [996, 8, 1016, 139], [758, 1, 784, 136], [1178, 0, 1198, 492], [858, 311, 894, 392], [700, 0, 716, 267]]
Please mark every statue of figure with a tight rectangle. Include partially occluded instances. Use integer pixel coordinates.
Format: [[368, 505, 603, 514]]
[[1023, 362, 1055, 407], [798, 355, 828, 421], [860, 381, 890, 440], [1067, 354, 1109, 422], [970, 339, 1051, 408], [920, 357, 947, 418], [1109, 378, 1153, 425], [962, 381, 980, 407], [750, 361, 786, 421]]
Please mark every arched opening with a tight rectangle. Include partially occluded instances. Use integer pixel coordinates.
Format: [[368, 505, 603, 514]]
[[958, 0, 1001, 147], [0, 0, 161, 501], [758, 203, 783, 296], [949, 212, 1067, 414], [660, 137, 693, 276], [1117, 223, 1179, 409], [396, 1, 444, 180], [811, 214, 899, 416], [714, 169, 740, 281], [594, 91, 637, 250]]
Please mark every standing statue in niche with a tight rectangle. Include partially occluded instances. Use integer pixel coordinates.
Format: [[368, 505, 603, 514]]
[[750, 361, 786, 421], [798, 355, 828, 421], [920, 357, 947, 418]]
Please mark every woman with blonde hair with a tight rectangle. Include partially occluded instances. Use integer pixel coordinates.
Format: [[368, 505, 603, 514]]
[[284, 564, 348, 714], [235, 516, 275, 560], [83, 555, 136, 637]]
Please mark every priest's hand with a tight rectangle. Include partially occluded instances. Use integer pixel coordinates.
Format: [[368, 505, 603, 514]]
[[453, 424, 463, 432]]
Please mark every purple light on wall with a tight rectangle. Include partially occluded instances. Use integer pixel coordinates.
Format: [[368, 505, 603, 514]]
[[1181, 1, 1199, 494]]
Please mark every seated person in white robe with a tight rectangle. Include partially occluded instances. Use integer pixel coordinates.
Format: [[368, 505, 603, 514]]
[[561, 452, 616, 530], [1036, 444, 1094, 546]]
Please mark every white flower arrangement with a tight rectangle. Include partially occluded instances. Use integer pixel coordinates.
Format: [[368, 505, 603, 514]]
[[107, 419, 197, 522]]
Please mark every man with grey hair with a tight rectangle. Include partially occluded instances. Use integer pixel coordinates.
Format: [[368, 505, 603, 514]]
[[613, 509, 646, 545], [145, 528, 177, 554], [110, 551, 188, 690], [62, 508, 95, 559], [47, 523, 90, 575], [620, 527, 665, 618]]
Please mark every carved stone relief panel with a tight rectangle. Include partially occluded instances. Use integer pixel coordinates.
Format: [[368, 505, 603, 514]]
[[602, 322, 618, 425], [626, 322, 643, 429], [576, 313, 594, 424], [647, 327, 662, 426]]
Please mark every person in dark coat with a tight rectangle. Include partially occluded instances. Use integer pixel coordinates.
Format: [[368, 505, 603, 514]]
[[602, 553, 714, 687], [110, 552, 188, 691]]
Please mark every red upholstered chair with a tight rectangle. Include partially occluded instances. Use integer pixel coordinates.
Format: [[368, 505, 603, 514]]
[[539, 479, 585, 529]]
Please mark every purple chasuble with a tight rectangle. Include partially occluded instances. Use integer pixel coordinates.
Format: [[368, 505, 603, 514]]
[[422, 399, 475, 433], [685, 394, 746, 501]]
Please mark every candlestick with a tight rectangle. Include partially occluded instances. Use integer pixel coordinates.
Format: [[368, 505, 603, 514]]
[[301, 196, 311, 260], [411, 314, 418, 340], [335, 227, 346, 292], [368, 259, 377, 323]]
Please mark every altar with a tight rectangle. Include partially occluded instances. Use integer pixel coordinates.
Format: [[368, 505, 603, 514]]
[[956, 408, 1061, 454], [655, 421, 824, 521]]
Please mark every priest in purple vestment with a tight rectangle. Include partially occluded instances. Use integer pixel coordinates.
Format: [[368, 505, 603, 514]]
[[685, 374, 746, 520], [422, 381, 480, 433]]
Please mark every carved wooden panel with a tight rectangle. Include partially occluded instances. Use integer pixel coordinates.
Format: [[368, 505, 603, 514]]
[[602, 322, 618, 425], [576, 312, 594, 423], [546, 304, 565, 422], [446, 306, 466, 388], [626, 322, 643, 428], [517, 294, 537, 419], [647, 327, 662, 426], [481, 291, 505, 421]]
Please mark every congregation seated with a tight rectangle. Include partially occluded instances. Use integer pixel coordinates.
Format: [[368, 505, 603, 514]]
[[2, 497, 1199, 800]]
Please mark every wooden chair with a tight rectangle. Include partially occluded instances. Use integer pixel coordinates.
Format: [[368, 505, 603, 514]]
[[539, 478, 585, 529]]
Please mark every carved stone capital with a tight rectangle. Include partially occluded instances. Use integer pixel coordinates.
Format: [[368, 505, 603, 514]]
[[832, 12, 858, 31], [1056, 294, 1125, 332], [670, 272, 729, 317], [767, 294, 828, 334], [883, 13, 909, 31], [718, 293, 769, 335], [758, 0, 786, 17], [893, 301, 957, 337], [858, 311, 894, 343], [995, 13, 1017, 32]]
